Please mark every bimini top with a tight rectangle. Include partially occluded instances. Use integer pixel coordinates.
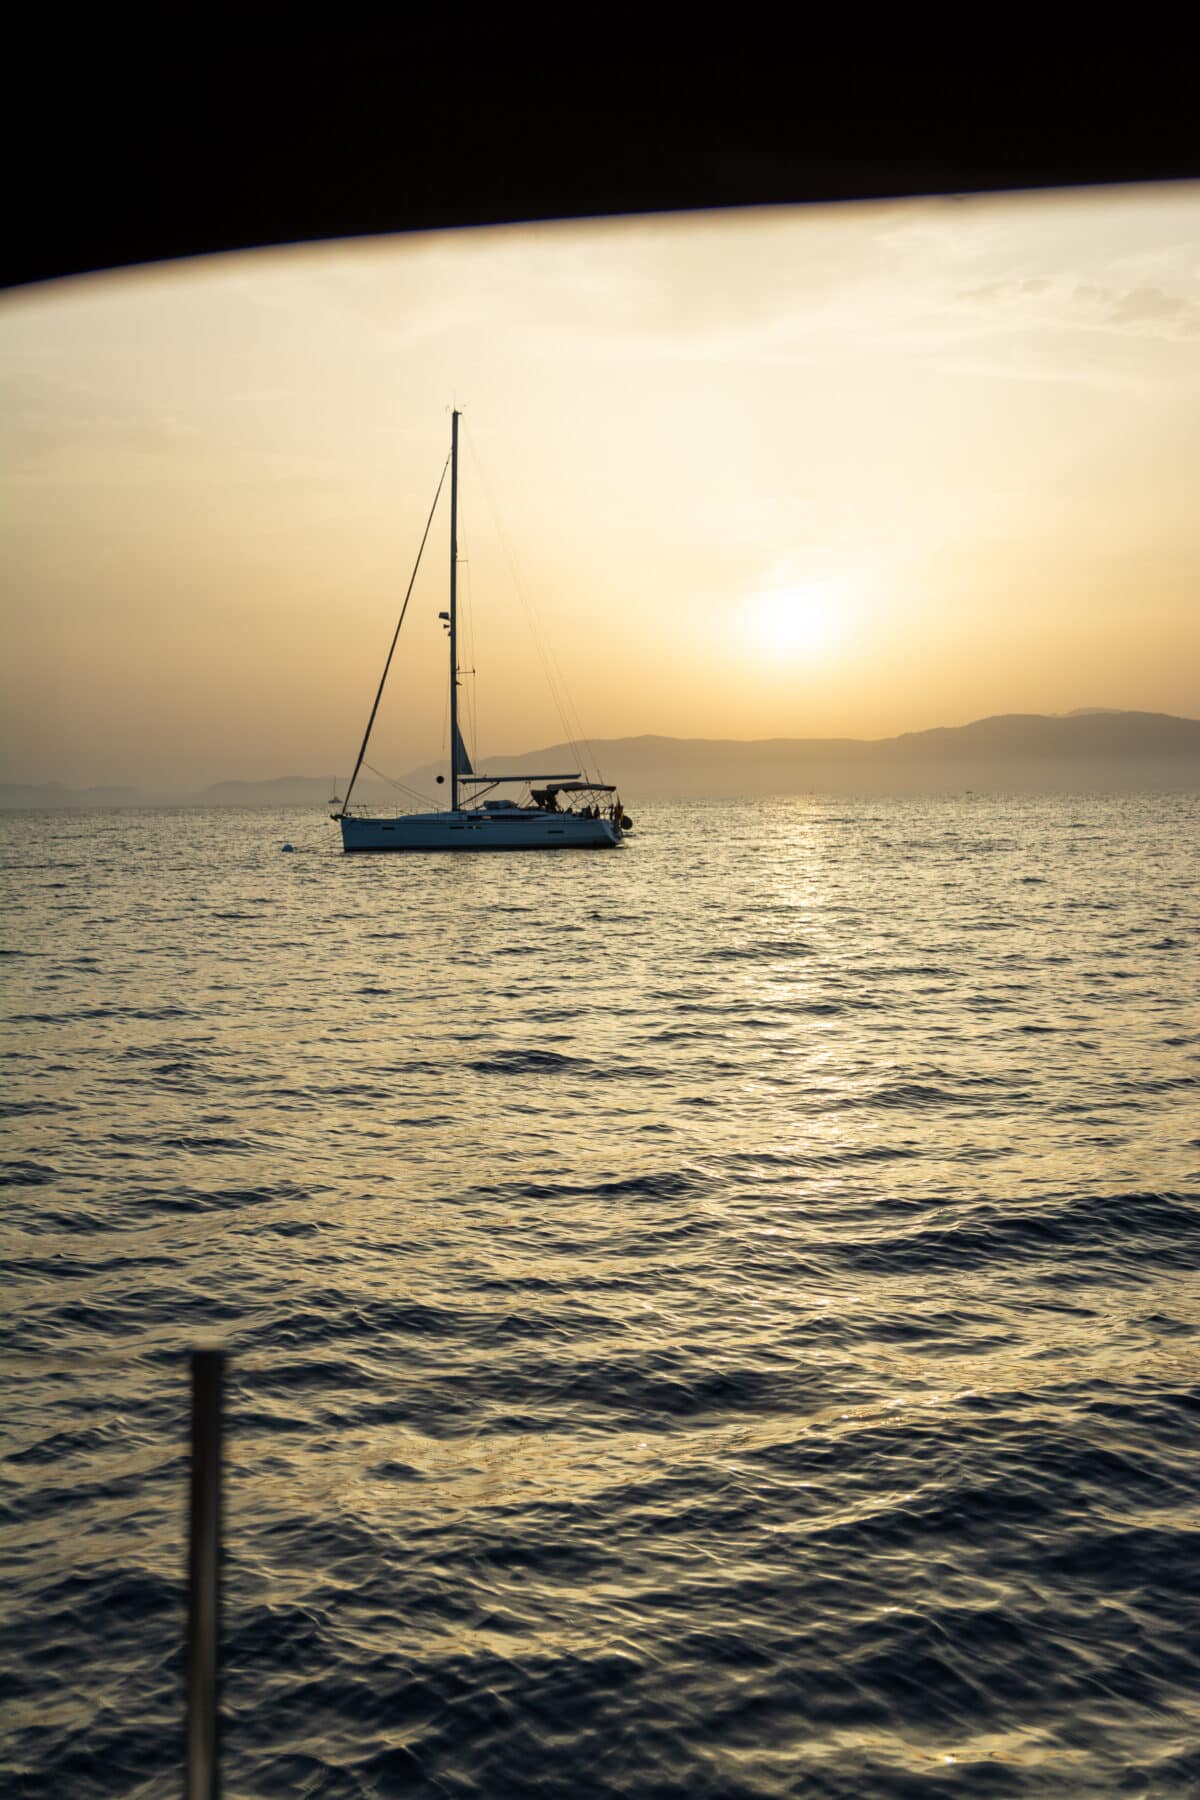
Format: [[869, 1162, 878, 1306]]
[[530, 781, 616, 799], [469, 771, 580, 784]]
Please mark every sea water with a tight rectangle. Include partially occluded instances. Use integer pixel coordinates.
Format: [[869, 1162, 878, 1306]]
[[2, 795, 1198, 1797]]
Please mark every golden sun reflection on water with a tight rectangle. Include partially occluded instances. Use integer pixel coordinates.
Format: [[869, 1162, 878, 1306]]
[[4, 795, 1198, 1793]]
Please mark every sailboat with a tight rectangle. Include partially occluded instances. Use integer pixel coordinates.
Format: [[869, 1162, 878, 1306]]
[[333, 412, 629, 852]]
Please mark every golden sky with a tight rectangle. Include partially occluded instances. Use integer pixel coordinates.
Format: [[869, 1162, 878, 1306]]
[[3, 183, 1198, 789]]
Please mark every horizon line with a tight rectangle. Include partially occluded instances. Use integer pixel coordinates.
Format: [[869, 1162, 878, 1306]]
[[4, 707, 1199, 798]]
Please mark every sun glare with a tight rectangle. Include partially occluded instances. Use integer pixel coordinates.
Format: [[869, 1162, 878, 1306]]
[[745, 584, 843, 660]]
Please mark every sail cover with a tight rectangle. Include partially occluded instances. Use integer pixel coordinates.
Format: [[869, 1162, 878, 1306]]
[[453, 724, 474, 776]]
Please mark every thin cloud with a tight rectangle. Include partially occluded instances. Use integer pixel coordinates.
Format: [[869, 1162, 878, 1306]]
[[956, 273, 1200, 342], [1091, 283, 1200, 336]]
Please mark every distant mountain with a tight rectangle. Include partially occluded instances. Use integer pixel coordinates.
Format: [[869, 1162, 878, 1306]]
[[0, 782, 147, 809], [194, 776, 341, 806], [887, 711, 1200, 758], [189, 774, 417, 807], [0, 774, 399, 810], [407, 711, 1200, 797], [3, 712, 1197, 807]]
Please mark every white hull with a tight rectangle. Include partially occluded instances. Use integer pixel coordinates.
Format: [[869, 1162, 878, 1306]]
[[340, 809, 621, 852]]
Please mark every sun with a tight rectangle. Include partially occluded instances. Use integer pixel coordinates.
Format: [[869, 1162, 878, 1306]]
[[745, 583, 842, 659]]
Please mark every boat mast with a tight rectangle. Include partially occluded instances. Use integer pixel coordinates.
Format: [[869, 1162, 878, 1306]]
[[449, 408, 460, 814]]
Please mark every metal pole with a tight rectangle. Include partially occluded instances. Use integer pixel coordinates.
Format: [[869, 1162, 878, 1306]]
[[187, 1349, 224, 1800]]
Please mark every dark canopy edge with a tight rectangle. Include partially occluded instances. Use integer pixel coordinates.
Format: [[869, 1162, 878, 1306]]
[[6, 35, 1198, 292]]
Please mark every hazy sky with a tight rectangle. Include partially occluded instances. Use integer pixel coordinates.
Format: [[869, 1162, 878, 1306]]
[[3, 183, 1199, 788]]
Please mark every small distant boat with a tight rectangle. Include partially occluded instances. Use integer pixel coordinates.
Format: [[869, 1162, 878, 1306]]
[[333, 412, 629, 852]]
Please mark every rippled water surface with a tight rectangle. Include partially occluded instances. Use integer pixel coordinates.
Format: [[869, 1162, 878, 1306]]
[[3, 795, 1199, 1797]]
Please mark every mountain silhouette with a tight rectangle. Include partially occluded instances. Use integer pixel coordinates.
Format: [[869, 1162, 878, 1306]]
[[3, 711, 1197, 807]]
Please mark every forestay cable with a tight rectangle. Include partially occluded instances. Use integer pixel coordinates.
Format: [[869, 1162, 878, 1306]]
[[339, 456, 450, 814]]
